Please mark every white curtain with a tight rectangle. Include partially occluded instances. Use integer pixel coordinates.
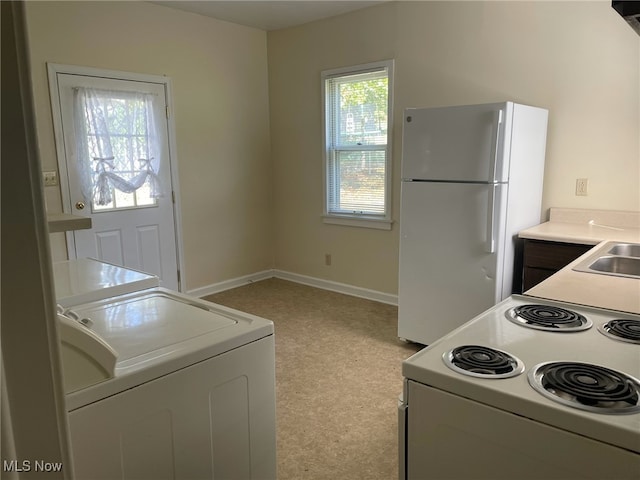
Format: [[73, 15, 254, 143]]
[[74, 88, 163, 205]]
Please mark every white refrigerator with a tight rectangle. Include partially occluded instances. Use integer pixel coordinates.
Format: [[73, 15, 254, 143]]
[[398, 102, 548, 345]]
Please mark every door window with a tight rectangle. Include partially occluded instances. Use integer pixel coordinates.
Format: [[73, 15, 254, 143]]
[[74, 88, 163, 212]]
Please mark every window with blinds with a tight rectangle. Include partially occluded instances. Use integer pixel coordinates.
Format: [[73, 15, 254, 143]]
[[322, 61, 393, 228]]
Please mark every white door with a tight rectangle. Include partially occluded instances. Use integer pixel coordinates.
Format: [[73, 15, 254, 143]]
[[51, 70, 180, 290]]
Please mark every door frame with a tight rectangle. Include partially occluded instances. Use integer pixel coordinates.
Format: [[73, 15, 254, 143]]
[[47, 63, 185, 291]]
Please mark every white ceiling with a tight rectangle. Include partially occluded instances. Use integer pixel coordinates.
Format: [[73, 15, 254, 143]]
[[153, 1, 386, 31]]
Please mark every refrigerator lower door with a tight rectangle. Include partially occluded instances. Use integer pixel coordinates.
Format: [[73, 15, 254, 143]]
[[398, 181, 506, 345]]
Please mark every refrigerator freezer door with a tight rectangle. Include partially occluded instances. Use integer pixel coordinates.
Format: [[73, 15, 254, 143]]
[[401, 103, 508, 182], [398, 181, 506, 345]]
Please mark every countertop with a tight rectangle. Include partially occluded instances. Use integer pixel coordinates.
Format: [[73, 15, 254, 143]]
[[48, 213, 92, 233], [519, 207, 640, 245], [518, 222, 640, 245], [53, 258, 159, 307], [520, 208, 640, 314]]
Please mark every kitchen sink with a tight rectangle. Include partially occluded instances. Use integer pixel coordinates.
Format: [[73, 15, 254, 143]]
[[588, 256, 640, 277], [572, 242, 640, 279], [607, 243, 640, 258]]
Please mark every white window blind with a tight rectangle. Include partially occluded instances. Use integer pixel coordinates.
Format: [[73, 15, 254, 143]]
[[323, 62, 392, 225]]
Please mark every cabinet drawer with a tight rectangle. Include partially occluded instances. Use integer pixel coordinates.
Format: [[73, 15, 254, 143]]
[[523, 240, 591, 271]]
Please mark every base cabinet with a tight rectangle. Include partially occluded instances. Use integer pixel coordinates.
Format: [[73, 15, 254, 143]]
[[522, 239, 591, 291]]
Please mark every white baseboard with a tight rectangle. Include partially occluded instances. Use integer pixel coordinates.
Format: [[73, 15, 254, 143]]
[[188, 269, 398, 306], [273, 270, 398, 306], [186, 270, 274, 298]]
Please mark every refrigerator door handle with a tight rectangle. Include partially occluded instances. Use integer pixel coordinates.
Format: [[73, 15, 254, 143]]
[[488, 109, 503, 183], [486, 184, 497, 253]]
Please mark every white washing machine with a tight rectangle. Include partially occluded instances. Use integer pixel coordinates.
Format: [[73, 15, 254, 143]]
[[57, 282, 277, 479]]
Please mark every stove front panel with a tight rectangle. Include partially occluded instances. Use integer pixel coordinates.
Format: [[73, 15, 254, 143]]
[[406, 381, 640, 480]]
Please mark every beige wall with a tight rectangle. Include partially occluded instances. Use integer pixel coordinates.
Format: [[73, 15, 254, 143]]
[[24, 1, 273, 291], [268, 3, 400, 294], [268, 1, 640, 295], [24, 1, 639, 297]]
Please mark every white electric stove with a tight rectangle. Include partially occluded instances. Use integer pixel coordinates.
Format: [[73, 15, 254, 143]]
[[399, 295, 640, 480]]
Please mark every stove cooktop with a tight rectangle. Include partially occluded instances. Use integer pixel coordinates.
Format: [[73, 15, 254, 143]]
[[402, 295, 640, 453]]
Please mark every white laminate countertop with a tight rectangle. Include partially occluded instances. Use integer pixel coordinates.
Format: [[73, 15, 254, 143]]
[[519, 207, 640, 245], [518, 222, 640, 245], [53, 258, 159, 307], [520, 208, 640, 314], [48, 213, 92, 233]]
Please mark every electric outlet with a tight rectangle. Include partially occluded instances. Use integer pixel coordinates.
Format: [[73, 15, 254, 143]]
[[575, 178, 588, 196], [43, 170, 58, 187], [325, 254, 332, 266]]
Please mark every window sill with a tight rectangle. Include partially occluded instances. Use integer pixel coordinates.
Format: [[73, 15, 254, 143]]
[[322, 215, 393, 230]]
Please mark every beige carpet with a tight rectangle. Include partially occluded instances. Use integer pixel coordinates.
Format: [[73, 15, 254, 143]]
[[205, 278, 421, 480]]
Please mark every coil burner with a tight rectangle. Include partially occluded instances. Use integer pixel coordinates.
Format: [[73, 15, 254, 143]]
[[598, 319, 640, 345], [443, 345, 525, 379], [528, 362, 640, 414], [506, 304, 592, 332]]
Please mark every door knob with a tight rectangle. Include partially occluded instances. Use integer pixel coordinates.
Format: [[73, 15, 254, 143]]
[[75, 201, 85, 210]]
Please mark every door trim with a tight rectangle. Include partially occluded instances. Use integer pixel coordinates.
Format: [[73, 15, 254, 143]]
[[47, 63, 185, 291]]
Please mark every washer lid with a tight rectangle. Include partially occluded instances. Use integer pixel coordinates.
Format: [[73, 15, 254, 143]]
[[73, 290, 237, 363], [63, 288, 274, 410]]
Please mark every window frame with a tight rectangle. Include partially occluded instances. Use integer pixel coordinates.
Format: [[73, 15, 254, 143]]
[[321, 60, 394, 230]]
